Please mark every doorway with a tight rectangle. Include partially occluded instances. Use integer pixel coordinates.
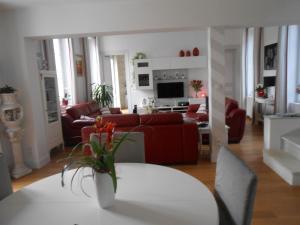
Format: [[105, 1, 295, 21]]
[[225, 48, 242, 105]]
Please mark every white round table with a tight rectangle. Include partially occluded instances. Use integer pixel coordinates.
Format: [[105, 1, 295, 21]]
[[0, 163, 219, 225]]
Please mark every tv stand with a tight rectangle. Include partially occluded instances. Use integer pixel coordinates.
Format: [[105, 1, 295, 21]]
[[155, 105, 188, 113]]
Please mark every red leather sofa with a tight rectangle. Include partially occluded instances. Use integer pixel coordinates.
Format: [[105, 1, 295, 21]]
[[61, 102, 121, 145], [81, 112, 199, 164], [184, 97, 246, 143]]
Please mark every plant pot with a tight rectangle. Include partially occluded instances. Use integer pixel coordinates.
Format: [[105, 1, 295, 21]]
[[0, 93, 17, 105], [94, 172, 115, 209]]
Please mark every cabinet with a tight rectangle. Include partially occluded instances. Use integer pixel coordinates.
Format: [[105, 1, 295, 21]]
[[40, 70, 63, 151], [134, 59, 153, 90]]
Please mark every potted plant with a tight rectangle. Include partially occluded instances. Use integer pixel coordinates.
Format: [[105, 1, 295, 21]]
[[92, 84, 113, 108], [0, 85, 17, 105], [256, 83, 265, 98], [190, 80, 203, 98], [61, 117, 129, 209]]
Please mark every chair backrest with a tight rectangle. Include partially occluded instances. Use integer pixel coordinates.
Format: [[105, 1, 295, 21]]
[[0, 153, 12, 201], [215, 146, 257, 225], [90, 132, 145, 163]]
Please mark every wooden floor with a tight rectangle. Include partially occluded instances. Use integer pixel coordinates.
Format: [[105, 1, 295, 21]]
[[12, 122, 300, 225]]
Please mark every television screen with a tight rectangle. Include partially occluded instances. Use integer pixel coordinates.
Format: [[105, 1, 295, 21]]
[[157, 82, 184, 98]]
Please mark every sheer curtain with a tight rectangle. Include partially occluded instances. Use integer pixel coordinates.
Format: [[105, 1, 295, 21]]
[[276, 25, 300, 114], [243, 27, 262, 119]]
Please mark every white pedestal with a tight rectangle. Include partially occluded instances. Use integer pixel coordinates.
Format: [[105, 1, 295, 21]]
[[7, 128, 32, 179]]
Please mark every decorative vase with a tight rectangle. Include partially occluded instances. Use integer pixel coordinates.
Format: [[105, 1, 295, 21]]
[[94, 172, 115, 209], [186, 50, 191, 57], [257, 90, 265, 97], [195, 91, 198, 98], [0, 92, 32, 178], [193, 47, 200, 56], [179, 50, 185, 57]]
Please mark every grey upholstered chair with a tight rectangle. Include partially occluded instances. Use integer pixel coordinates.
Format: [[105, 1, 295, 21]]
[[113, 132, 145, 163], [215, 146, 257, 225], [90, 132, 145, 163], [0, 153, 13, 201]]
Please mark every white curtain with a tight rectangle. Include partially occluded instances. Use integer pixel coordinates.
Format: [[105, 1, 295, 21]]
[[243, 27, 262, 118]]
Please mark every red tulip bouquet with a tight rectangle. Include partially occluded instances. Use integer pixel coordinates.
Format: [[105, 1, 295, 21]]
[[190, 80, 203, 97], [61, 116, 129, 194]]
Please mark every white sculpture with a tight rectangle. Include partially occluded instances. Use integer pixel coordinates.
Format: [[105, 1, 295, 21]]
[[0, 92, 32, 178]]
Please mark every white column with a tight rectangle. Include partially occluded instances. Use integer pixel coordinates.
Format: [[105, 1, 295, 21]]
[[207, 27, 227, 162], [7, 128, 32, 179]]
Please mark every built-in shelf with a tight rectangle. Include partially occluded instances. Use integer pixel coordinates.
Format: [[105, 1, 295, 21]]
[[134, 56, 207, 90]]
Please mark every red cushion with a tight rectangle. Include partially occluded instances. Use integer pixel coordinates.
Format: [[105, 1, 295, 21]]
[[140, 113, 183, 125], [66, 103, 90, 119], [225, 101, 238, 116], [101, 114, 140, 127], [87, 101, 100, 114], [109, 108, 122, 114], [187, 104, 200, 113]]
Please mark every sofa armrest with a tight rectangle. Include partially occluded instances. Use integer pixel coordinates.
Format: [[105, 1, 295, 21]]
[[182, 123, 199, 163], [226, 108, 246, 142], [72, 119, 96, 129]]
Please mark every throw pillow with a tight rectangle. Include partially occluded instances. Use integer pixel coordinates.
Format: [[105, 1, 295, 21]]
[[196, 104, 207, 114], [101, 107, 111, 115], [80, 115, 94, 120]]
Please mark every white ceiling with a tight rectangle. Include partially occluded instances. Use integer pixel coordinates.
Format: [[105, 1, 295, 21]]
[[0, 0, 132, 11]]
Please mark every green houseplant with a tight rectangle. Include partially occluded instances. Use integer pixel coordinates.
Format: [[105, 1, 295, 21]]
[[0, 85, 16, 94], [92, 84, 113, 107]]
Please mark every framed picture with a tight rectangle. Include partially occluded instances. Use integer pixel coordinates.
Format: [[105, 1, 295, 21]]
[[264, 43, 277, 70], [76, 55, 85, 76]]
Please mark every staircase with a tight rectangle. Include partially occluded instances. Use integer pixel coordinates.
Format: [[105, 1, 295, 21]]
[[264, 128, 300, 185]]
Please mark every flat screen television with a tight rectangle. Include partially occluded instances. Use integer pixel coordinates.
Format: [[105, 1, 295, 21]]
[[157, 82, 184, 98]]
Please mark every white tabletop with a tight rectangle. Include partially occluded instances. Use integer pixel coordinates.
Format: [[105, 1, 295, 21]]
[[0, 163, 219, 225]]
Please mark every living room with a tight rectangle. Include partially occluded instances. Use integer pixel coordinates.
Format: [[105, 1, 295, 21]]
[[1, 1, 300, 225]]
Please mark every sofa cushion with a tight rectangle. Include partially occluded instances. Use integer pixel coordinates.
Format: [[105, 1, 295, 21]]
[[140, 113, 183, 126], [66, 103, 90, 119], [225, 98, 238, 116], [102, 114, 140, 127], [109, 108, 122, 114], [87, 101, 100, 114], [187, 104, 200, 113]]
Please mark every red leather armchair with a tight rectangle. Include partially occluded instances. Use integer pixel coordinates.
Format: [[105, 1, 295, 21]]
[[81, 112, 199, 164], [61, 102, 121, 145], [184, 97, 246, 143]]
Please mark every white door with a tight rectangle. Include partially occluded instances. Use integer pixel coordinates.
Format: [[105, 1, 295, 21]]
[[40, 70, 63, 150]]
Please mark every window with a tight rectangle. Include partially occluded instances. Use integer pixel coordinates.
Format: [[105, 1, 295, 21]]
[[53, 38, 76, 105], [87, 37, 101, 91], [245, 28, 255, 98]]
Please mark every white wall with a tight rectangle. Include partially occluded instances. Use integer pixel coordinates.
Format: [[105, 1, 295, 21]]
[[224, 28, 244, 106], [1, 0, 300, 167], [72, 38, 87, 103], [99, 30, 208, 109], [264, 26, 279, 46]]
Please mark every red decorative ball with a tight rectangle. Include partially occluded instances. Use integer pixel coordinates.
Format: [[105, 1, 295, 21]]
[[186, 50, 191, 57], [193, 47, 200, 56], [179, 50, 185, 57]]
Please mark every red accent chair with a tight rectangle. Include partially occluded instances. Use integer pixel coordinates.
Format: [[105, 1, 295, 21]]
[[61, 102, 121, 145], [81, 112, 199, 164], [184, 97, 246, 143]]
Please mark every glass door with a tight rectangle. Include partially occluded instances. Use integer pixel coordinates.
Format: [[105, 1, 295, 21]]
[[43, 76, 59, 123]]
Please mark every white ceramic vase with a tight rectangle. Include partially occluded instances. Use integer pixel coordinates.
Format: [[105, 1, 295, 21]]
[[94, 172, 115, 209]]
